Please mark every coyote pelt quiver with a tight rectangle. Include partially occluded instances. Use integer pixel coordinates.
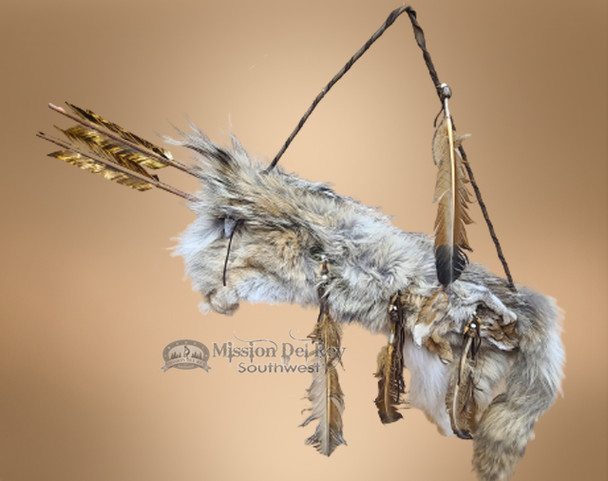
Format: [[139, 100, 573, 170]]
[[172, 128, 564, 481], [38, 6, 564, 480]]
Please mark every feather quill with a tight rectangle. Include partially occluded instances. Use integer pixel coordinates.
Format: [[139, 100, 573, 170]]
[[374, 294, 406, 423], [432, 115, 473, 287], [302, 310, 346, 456]]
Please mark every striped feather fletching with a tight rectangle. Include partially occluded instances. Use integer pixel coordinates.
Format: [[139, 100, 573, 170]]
[[66, 102, 173, 166], [38, 105, 196, 201], [56, 125, 157, 179], [432, 116, 473, 287], [48, 150, 153, 191]]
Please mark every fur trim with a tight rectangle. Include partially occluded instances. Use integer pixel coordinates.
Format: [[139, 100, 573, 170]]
[[171, 127, 564, 481]]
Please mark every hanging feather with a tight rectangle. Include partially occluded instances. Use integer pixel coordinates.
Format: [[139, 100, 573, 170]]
[[301, 262, 346, 456], [66, 102, 173, 165], [446, 317, 482, 439], [302, 309, 346, 456], [374, 293, 406, 423], [432, 114, 473, 287], [34, 6, 566, 478]]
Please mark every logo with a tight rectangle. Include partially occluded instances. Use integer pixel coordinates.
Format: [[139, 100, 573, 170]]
[[161, 339, 211, 372], [161, 332, 347, 375]]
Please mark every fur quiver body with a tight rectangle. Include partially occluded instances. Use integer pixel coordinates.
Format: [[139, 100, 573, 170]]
[[173, 127, 564, 481]]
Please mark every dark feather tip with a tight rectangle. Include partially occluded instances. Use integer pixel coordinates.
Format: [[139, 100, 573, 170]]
[[435, 244, 469, 287], [377, 410, 403, 424]]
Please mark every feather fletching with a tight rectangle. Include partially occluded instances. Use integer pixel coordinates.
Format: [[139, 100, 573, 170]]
[[66, 102, 173, 166], [432, 115, 473, 287], [39, 102, 197, 200], [38, 131, 195, 201], [56, 125, 157, 179], [48, 150, 154, 191]]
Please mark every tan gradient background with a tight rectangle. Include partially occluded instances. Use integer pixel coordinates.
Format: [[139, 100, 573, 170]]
[[1, 0, 606, 480]]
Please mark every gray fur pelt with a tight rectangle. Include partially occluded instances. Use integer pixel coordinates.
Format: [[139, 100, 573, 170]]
[[171, 126, 564, 481]]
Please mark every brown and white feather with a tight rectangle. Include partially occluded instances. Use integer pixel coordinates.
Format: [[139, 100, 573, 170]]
[[432, 115, 473, 287], [301, 312, 346, 456]]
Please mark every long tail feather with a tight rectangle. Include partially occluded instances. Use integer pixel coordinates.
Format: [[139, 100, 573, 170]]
[[302, 310, 346, 456], [432, 114, 473, 287]]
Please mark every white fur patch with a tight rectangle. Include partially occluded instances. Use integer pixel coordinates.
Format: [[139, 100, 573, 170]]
[[403, 336, 452, 435]]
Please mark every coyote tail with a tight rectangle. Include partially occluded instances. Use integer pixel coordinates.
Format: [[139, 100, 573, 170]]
[[472, 288, 564, 481]]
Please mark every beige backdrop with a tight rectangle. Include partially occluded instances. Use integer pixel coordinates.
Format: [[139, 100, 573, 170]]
[[1, 0, 606, 480]]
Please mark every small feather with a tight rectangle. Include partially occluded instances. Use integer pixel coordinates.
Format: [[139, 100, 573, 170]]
[[446, 319, 481, 439], [374, 295, 406, 423], [432, 115, 473, 287]]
